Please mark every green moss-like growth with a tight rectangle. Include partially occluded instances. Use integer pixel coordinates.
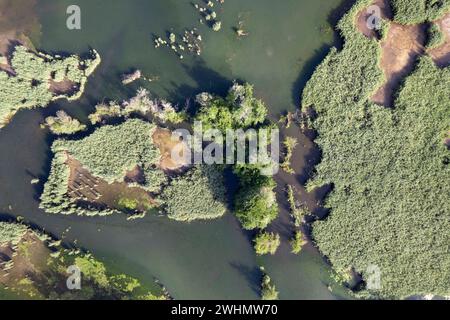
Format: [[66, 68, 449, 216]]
[[160, 165, 227, 221], [0, 46, 100, 128], [0, 221, 167, 300], [254, 232, 280, 255], [303, 0, 450, 298], [45, 111, 87, 135], [391, 0, 450, 24], [280, 136, 298, 174]]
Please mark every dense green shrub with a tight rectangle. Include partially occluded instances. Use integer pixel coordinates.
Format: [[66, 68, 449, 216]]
[[0, 46, 100, 128], [253, 232, 280, 255], [195, 82, 268, 131], [303, 0, 450, 298], [160, 165, 227, 221], [391, 0, 450, 24], [234, 166, 278, 230]]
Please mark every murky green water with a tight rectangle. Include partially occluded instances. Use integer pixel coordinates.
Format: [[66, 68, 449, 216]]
[[0, 0, 352, 299]]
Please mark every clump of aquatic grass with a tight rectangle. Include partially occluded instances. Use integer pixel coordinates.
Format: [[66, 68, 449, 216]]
[[45, 110, 86, 135], [280, 136, 298, 174], [253, 232, 280, 255], [260, 267, 279, 300], [290, 231, 307, 254]]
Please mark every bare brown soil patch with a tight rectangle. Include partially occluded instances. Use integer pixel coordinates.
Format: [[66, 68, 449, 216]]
[[152, 127, 190, 172], [66, 155, 157, 213], [371, 23, 426, 107], [49, 79, 78, 96], [428, 13, 450, 67], [356, 0, 392, 39]]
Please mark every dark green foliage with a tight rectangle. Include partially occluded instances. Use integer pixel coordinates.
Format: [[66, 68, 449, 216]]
[[391, 0, 450, 24], [234, 166, 278, 230], [160, 165, 227, 221], [195, 82, 268, 131], [304, 0, 450, 298]]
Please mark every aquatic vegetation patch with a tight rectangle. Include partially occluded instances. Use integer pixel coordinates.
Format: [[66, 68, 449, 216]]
[[160, 165, 227, 222], [253, 232, 280, 256], [0, 221, 167, 300], [303, 0, 450, 298], [44, 110, 87, 135], [0, 45, 100, 128], [391, 0, 450, 24]]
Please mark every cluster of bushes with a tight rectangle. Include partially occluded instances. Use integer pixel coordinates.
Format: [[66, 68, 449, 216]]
[[233, 166, 278, 230], [160, 165, 227, 221], [44, 110, 87, 135], [0, 45, 100, 128], [253, 232, 280, 255], [195, 82, 269, 131], [303, 0, 450, 298], [89, 88, 187, 125], [0, 221, 167, 300], [391, 0, 450, 24]]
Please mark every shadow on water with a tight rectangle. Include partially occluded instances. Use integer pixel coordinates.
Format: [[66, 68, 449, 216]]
[[229, 262, 262, 296], [167, 59, 233, 109]]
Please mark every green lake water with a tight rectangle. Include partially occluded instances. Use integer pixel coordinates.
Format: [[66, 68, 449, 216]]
[[0, 0, 353, 299]]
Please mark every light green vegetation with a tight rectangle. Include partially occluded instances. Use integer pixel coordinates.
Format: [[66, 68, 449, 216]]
[[280, 136, 298, 174], [0, 45, 100, 128], [253, 232, 280, 256], [45, 110, 86, 135], [286, 185, 308, 227], [89, 88, 187, 125], [260, 269, 279, 300], [195, 83, 268, 131], [0, 222, 166, 300], [426, 23, 446, 49], [40, 119, 166, 216], [160, 165, 227, 221], [391, 0, 450, 24], [303, 0, 450, 298], [234, 166, 278, 230], [0, 222, 28, 246], [55, 119, 164, 190], [117, 197, 139, 211], [290, 231, 307, 255]]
